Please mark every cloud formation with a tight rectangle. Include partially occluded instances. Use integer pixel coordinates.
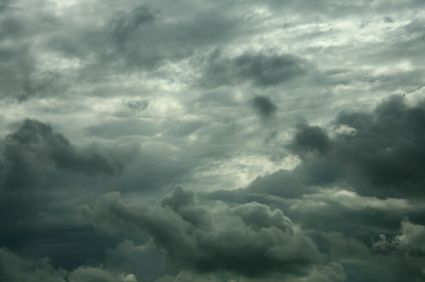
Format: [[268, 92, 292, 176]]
[[83, 189, 321, 278], [1, 0, 425, 281]]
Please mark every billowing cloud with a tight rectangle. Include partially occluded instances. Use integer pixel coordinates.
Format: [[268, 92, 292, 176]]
[[245, 95, 425, 199], [82, 188, 322, 278], [2, 119, 122, 188], [1, 0, 425, 281]]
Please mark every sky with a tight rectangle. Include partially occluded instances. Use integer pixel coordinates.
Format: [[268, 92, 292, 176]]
[[1, 0, 425, 281]]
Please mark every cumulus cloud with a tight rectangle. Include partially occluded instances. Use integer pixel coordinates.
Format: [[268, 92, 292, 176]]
[[82, 188, 321, 278]]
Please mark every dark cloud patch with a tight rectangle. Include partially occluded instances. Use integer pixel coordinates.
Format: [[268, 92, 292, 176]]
[[247, 95, 425, 198], [0, 119, 126, 270], [205, 186, 425, 281], [84, 189, 321, 278], [200, 51, 308, 88], [291, 124, 332, 155], [252, 95, 278, 120], [2, 0, 425, 281], [3, 119, 122, 184]]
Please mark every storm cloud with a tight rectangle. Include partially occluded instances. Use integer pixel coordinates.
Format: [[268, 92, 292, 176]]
[[83, 189, 321, 278], [1, 0, 425, 281]]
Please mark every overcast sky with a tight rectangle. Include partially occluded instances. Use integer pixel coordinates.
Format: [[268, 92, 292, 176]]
[[1, 0, 425, 281]]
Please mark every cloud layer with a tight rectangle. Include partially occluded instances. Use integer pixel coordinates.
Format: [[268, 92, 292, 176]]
[[1, 0, 425, 281]]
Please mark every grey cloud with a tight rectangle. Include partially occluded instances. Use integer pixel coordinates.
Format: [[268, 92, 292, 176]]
[[0, 0, 10, 12], [258, 95, 425, 198], [318, 231, 425, 282], [2, 0, 425, 281], [155, 262, 346, 282], [46, 2, 247, 75], [0, 248, 137, 282], [299, 263, 346, 282], [83, 189, 321, 278], [373, 219, 425, 255], [112, 5, 156, 45], [2, 119, 123, 185], [206, 184, 423, 242], [0, 4, 66, 101], [105, 240, 168, 282], [252, 95, 278, 120], [0, 119, 126, 269], [200, 51, 308, 88], [395, 219, 425, 253], [0, 248, 67, 282], [247, 169, 311, 198], [68, 266, 137, 282], [380, 18, 425, 64], [267, 0, 425, 17], [290, 124, 332, 155]]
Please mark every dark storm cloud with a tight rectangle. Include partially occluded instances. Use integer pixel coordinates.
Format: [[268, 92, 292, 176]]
[[200, 51, 308, 88], [204, 188, 425, 281], [2, 0, 425, 281], [2, 119, 122, 186], [83, 188, 321, 278], [0, 119, 127, 270], [252, 95, 278, 120], [245, 95, 425, 198]]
